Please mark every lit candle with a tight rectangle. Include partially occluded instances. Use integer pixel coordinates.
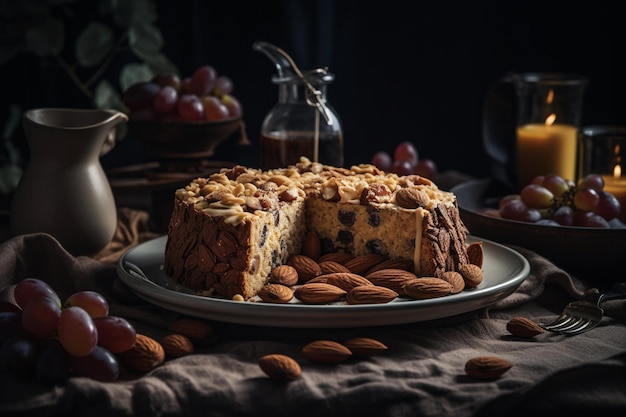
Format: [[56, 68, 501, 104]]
[[516, 113, 578, 188], [602, 164, 626, 223]]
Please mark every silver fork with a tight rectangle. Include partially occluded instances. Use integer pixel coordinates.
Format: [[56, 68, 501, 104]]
[[542, 282, 626, 335]]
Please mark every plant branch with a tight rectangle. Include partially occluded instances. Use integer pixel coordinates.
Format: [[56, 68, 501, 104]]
[[52, 54, 93, 98], [84, 31, 130, 88]]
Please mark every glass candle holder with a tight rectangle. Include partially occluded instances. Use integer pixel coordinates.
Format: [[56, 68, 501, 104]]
[[514, 73, 588, 189], [578, 125, 626, 222]]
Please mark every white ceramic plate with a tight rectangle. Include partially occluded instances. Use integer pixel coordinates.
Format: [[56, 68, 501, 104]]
[[116, 236, 530, 328]]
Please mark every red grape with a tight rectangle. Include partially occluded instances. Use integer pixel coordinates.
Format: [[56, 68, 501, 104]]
[[371, 151, 392, 171], [36, 338, 71, 385], [573, 211, 610, 228], [594, 190, 621, 221], [0, 336, 38, 377], [413, 159, 438, 178], [189, 65, 217, 96], [573, 187, 600, 211], [0, 311, 23, 344], [64, 290, 109, 318], [71, 346, 120, 382], [177, 94, 204, 122], [14, 278, 61, 309], [153, 86, 178, 114], [520, 184, 554, 209], [21, 296, 61, 339], [499, 199, 541, 222], [393, 141, 418, 166], [57, 306, 98, 357], [202, 95, 229, 121], [152, 73, 181, 90], [221, 94, 243, 118], [122, 82, 159, 111], [552, 205, 574, 226], [541, 174, 570, 198], [578, 173, 604, 191], [392, 160, 414, 176], [212, 75, 234, 96], [94, 316, 136, 353]]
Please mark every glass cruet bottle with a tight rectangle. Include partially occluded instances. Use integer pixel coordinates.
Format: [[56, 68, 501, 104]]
[[254, 41, 343, 170]]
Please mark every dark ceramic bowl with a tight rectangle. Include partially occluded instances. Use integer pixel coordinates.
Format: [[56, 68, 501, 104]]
[[450, 178, 626, 282], [128, 116, 245, 159]]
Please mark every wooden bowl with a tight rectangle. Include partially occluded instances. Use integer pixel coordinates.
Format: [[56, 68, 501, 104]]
[[450, 178, 626, 282], [128, 117, 245, 159]]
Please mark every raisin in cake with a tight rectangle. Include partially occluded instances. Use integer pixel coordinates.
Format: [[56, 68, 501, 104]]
[[164, 158, 470, 300]]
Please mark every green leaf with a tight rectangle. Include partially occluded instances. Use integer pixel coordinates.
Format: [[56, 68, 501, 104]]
[[94, 79, 124, 110], [75, 22, 114, 67], [25, 17, 64, 57], [119, 62, 154, 91], [0, 164, 23, 195], [143, 52, 179, 75], [112, 0, 157, 27], [128, 21, 163, 55]]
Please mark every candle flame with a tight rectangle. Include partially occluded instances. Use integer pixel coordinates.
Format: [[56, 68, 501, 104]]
[[546, 89, 554, 104], [615, 164, 622, 179], [544, 113, 556, 126]]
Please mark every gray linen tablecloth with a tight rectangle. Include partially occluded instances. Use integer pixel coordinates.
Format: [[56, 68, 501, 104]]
[[1, 211, 625, 417]]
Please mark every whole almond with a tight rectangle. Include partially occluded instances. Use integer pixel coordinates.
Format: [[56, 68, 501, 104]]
[[302, 230, 322, 260], [319, 260, 351, 274], [288, 254, 322, 282], [168, 318, 214, 342], [365, 268, 417, 295], [458, 263, 484, 288], [119, 334, 165, 372], [344, 254, 385, 275], [366, 258, 414, 275], [467, 241, 484, 268], [269, 265, 299, 286], [464, 356, 513, 380], [342, 337, 388, 357], [403, 277, 452, 299], [395, 187, 430, 209], [258, 354, 301, 381], [302, 340, 352, 364], [294, 282, 347, 304], [318, 252, 355, 264], [161, 334, 194, 358], [506, 317, 545, 337], [323, 272, 374, 292], [346, 285, 399, 305], [257, 284, 294, 304], [305, 275, 330, 284], [440, 271, 465, 294]]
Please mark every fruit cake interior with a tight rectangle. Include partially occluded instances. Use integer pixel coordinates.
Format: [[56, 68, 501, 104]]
[[164, 157, 470, 300]]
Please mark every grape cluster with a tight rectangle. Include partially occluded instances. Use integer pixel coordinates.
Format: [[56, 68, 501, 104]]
[[370, 141, 438, 178], [489, 173, 621, 228], [0, 278, 136, 384], [122, 65, 243, 123]]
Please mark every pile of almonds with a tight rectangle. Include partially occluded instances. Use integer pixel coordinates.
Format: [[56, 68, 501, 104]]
[[254, 231, 485, 306]]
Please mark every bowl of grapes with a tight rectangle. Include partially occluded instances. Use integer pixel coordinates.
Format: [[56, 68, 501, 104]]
[[122, 65, 246, 160], [450, 173, 626, 282]]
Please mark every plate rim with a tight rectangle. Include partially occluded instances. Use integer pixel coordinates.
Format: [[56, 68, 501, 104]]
[[116, 235, 530, 328]]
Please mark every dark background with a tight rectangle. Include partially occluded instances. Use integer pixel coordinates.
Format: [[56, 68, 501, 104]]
[[2, 0, 625, 182]]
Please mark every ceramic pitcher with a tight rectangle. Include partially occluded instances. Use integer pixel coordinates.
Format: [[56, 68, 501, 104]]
[[10, 108, 128, 256]]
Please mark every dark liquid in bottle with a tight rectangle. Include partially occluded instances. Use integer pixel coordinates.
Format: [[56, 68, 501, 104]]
[[260, 132, 344, 170]]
